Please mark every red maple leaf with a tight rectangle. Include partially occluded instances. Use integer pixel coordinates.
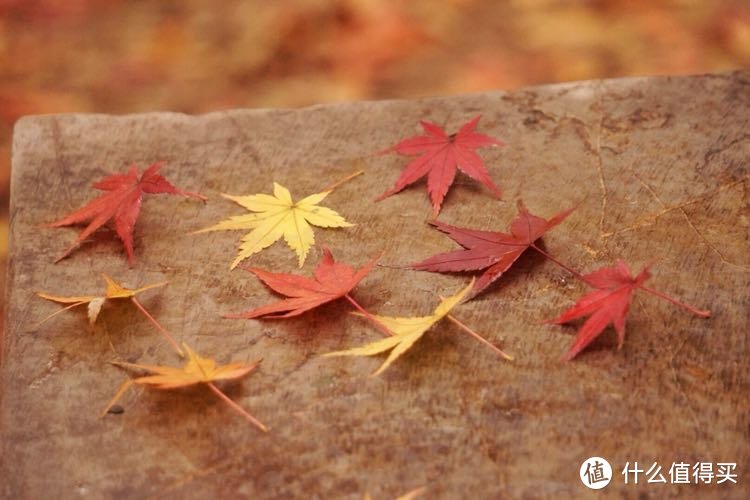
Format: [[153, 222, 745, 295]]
[[548, 260, 711, 360], [411, 200, 575, 298], [376, 115, 504, 215], [226, 248, 393, 337], [50, 162, 206, 266]]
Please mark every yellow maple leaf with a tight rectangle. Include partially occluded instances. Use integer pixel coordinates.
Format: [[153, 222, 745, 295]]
[[194, 172, 361, 268], [37, 274, 182, 355], [325, 280, 512, 375], [102, 343, 266, 432]]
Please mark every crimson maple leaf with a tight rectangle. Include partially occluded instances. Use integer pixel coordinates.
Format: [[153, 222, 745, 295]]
[[411, 200, 575, 298], [50, 162, 206, 266], [226, 248, 393, 337], [376, 115, 504, 215], [548, 260, 711, 360]]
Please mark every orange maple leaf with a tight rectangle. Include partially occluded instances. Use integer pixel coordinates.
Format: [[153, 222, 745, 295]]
[[37, 273, 182, 355], [102, 344, 266, 432]]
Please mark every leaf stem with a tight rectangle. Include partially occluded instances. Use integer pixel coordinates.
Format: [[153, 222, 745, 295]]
[[180, 190, 208, 202], [55, 243, 79, 263], [344, 294, 395, 337], [322, 170, 364, 193], [446, 314, 513, 361], [640, 286, 711, 318], [207, 382, 267, 432], [130, 297, 184, 356], [530, 244, 584, 280]]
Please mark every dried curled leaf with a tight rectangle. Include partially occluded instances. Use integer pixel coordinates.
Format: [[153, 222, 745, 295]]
[[37, 273, 182, 355]]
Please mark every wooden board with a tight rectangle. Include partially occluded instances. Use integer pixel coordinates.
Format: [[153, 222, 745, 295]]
[[2, 71, 748, 499]]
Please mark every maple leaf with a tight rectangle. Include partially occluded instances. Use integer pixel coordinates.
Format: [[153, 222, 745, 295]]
[[325, 280, 512, 375], [548, 260, 711, 360], [194, 171, 362, 268], [37, 273, 183, 355], [376, 115, 504, 215], [49, 162, 207, 266], [411, 200, 575, 299], [225, 247, 395, 336], [102, 343, 267, 431]]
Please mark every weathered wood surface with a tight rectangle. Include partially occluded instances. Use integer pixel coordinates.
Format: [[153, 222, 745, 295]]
[[2, 71, 748, 499]]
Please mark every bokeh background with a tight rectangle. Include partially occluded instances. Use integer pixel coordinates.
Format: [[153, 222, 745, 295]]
[[1, 0, 749, 325]]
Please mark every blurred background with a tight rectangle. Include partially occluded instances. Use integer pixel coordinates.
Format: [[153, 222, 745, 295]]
[[0, 0, 748, 324]]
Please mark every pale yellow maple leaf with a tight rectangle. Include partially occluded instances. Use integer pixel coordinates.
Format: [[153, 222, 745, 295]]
[[195, 180, 355, 268], [102, 343, 267, 431], [37, 274, 182, 355], [325, 279, 512, 375]]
